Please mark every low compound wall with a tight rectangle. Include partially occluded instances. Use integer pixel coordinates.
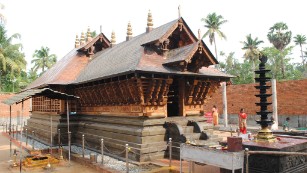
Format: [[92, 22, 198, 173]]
[[204, 79, 307, 128]]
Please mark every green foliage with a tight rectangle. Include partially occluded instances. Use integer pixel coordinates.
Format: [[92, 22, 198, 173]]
[[293, 34, 307, 70], [267, 22, 292, 78], [241, 34, 264, 83], [0, 24, 26, 92], [201, 12, 227, 60], [32, 46, 57, 75]]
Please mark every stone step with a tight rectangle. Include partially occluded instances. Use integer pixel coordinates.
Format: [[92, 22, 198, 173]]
[[181, 126, 194, 134], [183, 133, 201, 141], [203, 129, 214, 135], [192, 140, 220, 146]]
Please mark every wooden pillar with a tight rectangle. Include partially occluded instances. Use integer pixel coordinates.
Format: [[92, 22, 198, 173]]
[[271, 79, 278, 130], [222, 82, 228, 127], [178, 78, 186, 116]]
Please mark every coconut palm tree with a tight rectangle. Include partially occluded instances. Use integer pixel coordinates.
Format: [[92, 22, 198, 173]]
[[241, 34, 264, 82], [32, 46, 57, 74], [267, 22, 292, 78], [0, 25, 26, 92], [201, 12, 227, 61], [293, 34, 306, 70]]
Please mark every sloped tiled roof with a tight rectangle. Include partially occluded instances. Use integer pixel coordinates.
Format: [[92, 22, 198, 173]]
[[27, 17, 233, 89], [164, 42, 198, 64], [75, 19, 179, 83], [26, 48, 89, 89]]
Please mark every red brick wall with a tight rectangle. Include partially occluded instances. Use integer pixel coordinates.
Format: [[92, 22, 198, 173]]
[[0, 93, 31, 118], [203, 79, 307, 116]]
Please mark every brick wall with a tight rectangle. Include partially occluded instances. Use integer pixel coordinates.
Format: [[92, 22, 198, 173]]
[[0, 93, 31, 118], [203, 79, 307, 116]]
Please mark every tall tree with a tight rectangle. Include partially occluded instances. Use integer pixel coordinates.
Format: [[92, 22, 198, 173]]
[[201, 12, 227, 61], [267, 22, 292, 78], [293, 34, 306, 70], [241, 34, 263, 83], [32, 46, 57, 74], [0, 25, 26, 92]]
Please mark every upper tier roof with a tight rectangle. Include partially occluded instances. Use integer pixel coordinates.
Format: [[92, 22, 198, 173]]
[[27, 17, 233, 90]]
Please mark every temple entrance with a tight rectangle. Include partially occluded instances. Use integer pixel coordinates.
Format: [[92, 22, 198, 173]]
[[167, 78, 179, 116]]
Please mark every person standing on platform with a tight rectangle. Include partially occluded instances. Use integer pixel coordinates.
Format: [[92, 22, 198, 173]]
[[238, 108, 248, 134], [212, 105, 219, 126]]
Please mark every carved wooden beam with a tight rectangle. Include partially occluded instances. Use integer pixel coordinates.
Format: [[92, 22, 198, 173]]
[[191, 81, 202, 104], [157, 80, 167, 105], [136, 78, 144, 104], [201, 82, 211, 104], [151, 79, 162, 105], [145, 79, 156, 105]]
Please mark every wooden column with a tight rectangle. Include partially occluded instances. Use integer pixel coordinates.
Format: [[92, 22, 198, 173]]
[[178, 78, 186, 116]]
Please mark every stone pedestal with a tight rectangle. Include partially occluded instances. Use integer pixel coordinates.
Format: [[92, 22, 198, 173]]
[[243, 137, 307, 173]]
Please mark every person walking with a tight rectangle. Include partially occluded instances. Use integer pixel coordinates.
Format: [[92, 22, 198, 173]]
[[238, 108, 248, 134], [212, 105, 219, 126]]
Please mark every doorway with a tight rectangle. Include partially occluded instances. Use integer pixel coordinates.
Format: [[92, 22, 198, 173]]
[[167, 78, 179, 117]]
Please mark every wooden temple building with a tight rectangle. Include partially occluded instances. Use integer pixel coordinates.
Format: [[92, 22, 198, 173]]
[[24, 11, 233, 161]]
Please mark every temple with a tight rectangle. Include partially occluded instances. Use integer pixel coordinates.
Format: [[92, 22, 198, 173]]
[[24, 11, 233, 161]]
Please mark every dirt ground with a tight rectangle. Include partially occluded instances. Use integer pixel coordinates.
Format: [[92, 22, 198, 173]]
[[0, 133, 100, 173]]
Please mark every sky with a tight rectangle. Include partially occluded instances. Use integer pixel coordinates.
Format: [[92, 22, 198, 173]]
[[1, 0, 307, 71]]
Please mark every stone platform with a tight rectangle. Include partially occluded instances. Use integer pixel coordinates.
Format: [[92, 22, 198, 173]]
[[243, 137, 307, 173]]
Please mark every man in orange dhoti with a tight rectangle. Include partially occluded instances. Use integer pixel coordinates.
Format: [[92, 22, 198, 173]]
[[212, 105, 219, 126], [238, 108, 247, 134]]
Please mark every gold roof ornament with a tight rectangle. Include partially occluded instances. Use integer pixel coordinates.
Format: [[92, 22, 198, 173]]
[[75, 34, 80, 48], [111, 30, 116, 47], [146, 10, 153, 33], [126, 22, 133, 41], [80, 31, 86, 45], [198, 29, 201, 41], [87, 26, 92, 42], [178, 5, 181, 18]]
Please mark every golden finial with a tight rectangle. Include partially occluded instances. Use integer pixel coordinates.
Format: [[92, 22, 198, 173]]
[[146, 10, 153, 33], [127, 22, 132, 36], [126, 22, 133, 41], [111, 30, 116, 47], [198, 29, 201, 40], [75, 34, 80, 48], [178, 5, 181, 18], [80, 31, 85, 45], [87, 26, 92, 42], [147, 10, 153, 27]]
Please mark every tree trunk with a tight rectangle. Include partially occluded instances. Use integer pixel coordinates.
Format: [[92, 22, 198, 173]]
[[42, 57, 45, 72], [300, 44, 305, 71], [280, 50, 285, 79], [213, 36, 218, 61]]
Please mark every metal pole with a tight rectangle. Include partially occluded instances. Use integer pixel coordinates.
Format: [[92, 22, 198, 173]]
[[68, 131, 71, 165], [245, 148, 249, 173], [25, 129, 28, 146], [9, 105, 12, 156], [19, 100, 24, 173], [66, 100, 70, 153], [101, 139, 104, 165], [32, 131, 35, 150], [50, 115, 52, 154], [126, 144, 129, 173], [180, 143, 182, 173], [12, 124, 15, 138], [58, 129, 61, 148], [169, 138, 172, 167], [15, 124, 18, 139], [82, 134, 85, 158]]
